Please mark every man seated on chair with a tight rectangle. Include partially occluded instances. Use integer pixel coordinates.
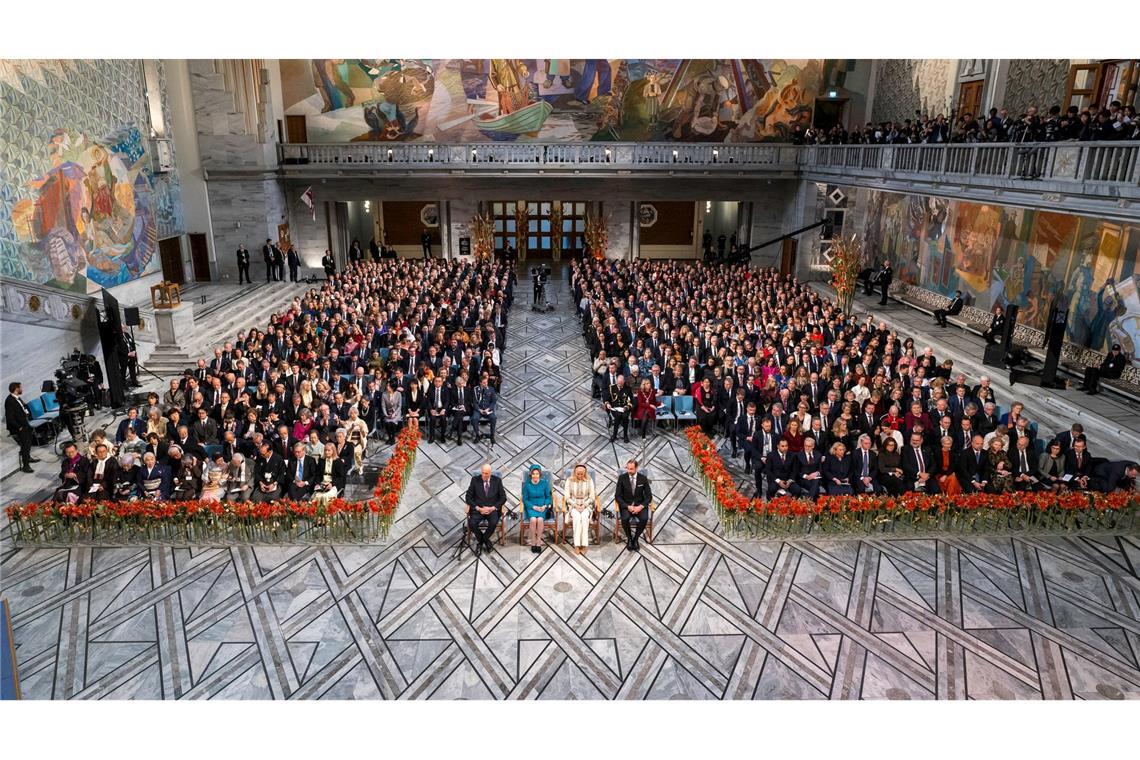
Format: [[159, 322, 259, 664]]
[[615, 458, 652, 552], [851, 434, 881, 495], [934, 290, 964, 328], [465, 463, 506, 555], [252, 440, 287, 502], [284, 441, 316, 500], [470, 374, 497, 445], [794, 435, 825, 499], [764, 439, 801, 498]]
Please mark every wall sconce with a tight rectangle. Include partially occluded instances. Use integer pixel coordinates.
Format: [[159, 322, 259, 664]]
[[428, 148, 434, 162], [471, 148, 478, 159], [364, 200, 371, 213], [387, 149, 393, 162], [706, 201, 712, 213], [712, 149, 719, 163], [605, 148, 612, 162], [672, 149, 678, 163]]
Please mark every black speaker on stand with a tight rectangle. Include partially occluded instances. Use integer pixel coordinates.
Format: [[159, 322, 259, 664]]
[[1040, 299, 1068, 388], [98, 290, 126, 409]]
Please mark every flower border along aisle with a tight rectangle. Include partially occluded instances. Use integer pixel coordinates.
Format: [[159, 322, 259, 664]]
[[6, 421, 420, 547], [685, 427, 1138, 538]]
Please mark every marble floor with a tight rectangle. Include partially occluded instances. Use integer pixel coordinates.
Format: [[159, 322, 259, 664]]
[[2, 271, 1139, 699]]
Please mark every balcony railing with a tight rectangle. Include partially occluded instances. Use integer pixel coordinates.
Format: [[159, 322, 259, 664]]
[[277, 142, 798, 169], [275, 140, 1140, 194], [800, 141, 1140, 186]]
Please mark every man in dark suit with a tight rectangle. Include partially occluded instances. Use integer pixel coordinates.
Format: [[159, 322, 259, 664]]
[[751, 417, 777, 493], [1094, 461, 1138, 494], [1055, 423, 1084, 455], [252, 441, 287, 502], [794, 436, 825, 500], [901, 431, 940, 493], [5, 382, 38, 472], [449, 376, 473, 444], [1064, 437, 1094, 490], [286, 246, 301, 282], [735, 402, 760, 472], [851, 434, 881, 495], [236, 244, 251, 285], [934, 290, 964, 328], [465, 464, 506, 555], [955, 435, 991, 493], [470, 376, 497, 445], [877, 261, 893, 305], [764, 439, 801, 498], [1010, 435, 1041, 492], [262, 239, 274, 282], [284, 442, 317, 499], [426, 376, 451, 443], [614, 459, 653, 552]]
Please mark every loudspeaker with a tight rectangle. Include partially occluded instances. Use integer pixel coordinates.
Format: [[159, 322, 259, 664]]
[[124, 306, 141, 327], [1040, 300, 1068, 387], [1000, 304, 1018, 350]]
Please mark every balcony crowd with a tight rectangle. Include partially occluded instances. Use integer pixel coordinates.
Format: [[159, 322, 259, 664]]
[[797, 101, 1139, 145]]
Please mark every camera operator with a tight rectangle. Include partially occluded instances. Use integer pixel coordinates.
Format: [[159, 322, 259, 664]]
[[5, 382, 39, 473]]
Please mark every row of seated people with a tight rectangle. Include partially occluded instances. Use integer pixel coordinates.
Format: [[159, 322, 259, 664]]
[[52, 438, 349, 505], [572, 259, 1138, 497]]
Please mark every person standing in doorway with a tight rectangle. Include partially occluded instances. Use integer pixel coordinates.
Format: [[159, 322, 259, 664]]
[[236, 244, 251, 285]]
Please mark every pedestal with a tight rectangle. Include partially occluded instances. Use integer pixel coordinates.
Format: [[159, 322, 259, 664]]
[[154, 302, 195, 348]]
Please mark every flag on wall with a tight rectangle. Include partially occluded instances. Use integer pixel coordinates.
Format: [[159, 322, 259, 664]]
[[301, 186, 315, 221]]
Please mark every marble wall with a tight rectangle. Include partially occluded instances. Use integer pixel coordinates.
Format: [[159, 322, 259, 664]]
[[1004, 59, 1071, 116], [870, 59, 955, 123]]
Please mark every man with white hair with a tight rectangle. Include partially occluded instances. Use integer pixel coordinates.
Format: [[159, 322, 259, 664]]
[[464, 463, 506, 555]]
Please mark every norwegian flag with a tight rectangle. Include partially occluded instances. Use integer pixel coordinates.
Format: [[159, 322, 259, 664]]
[[301, 186, 315, 221]]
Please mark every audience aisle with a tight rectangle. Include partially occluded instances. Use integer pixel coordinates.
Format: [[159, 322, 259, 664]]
[[2, 267, 1138, 700]]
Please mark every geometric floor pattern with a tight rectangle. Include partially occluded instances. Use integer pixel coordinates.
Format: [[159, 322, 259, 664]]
[[3, 272, 1140, 699]]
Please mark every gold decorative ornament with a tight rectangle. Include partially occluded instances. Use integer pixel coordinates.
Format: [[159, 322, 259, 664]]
[[28, 295, 40, 312]]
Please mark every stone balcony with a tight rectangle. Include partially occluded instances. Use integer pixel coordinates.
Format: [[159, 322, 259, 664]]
[[265, 140, 1140, 220]]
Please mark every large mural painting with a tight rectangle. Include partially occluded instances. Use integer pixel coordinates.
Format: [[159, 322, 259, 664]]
[[1, 59, 179, 293], [858, 188, 1140, 367], [280, 59, 824, 143]]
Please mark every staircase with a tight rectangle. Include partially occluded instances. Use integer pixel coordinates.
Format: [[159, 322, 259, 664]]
[[142, 281, 311, 378]]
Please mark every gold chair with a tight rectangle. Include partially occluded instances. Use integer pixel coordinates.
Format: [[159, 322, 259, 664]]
[[611, 499, 656, 545]]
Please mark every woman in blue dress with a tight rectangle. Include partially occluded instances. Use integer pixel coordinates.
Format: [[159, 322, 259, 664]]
[[521, 465, 553, 554]]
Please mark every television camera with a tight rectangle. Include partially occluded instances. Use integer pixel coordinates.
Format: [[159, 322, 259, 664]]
[[530, 264, 553, 312]]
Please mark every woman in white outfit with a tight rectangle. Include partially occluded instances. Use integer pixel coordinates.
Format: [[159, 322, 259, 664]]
[[563, 464, 597, 555], [344, 406, 370, 475]]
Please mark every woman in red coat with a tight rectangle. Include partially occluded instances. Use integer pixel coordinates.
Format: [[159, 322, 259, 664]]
[[633, 379, 658, 439]]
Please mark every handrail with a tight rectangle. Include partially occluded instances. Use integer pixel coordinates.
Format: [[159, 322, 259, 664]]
[[275, 140, 1140, 189]]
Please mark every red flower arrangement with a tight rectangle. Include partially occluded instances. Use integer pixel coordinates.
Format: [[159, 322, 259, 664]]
[[685, 427, 1138, 537], [5, 419, 420, 546]]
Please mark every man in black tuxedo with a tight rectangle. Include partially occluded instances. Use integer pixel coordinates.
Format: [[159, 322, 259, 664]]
[[1064, 437, 1094, 490], [901, 431, 940, 493], [1055, 423, 1083, 455], [322, 250, 336, 279], [794, 436, 825, 499], [955, 435, 990, 493], [5, 382, 37, 473], [1010, 435, 1041, 492], [236, 244, 251, 285], [284, 442, 317, 499], [262, 238, 274, 282], [934, 290, 964, 328], [465, 463, 506, 555], [877, 261, 893, 305], [614, 459, 653, 552], [735, 402, 760, 471], [426, 376, 450, 443], [252, 441, 287, 502], [751, 417, 777, 493], [764, 439, 801, 498], [286, 246, 301, 282]]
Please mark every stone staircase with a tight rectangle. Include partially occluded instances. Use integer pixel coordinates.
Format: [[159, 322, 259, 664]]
[[142, 281, 311, 379]]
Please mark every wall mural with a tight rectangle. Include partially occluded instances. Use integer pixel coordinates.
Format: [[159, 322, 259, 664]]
[[1, 59, 180, 293], [857, 188, 1140, 367], [280, 59, 824, 143]]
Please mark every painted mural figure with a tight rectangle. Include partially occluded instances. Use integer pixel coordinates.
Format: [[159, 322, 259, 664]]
[[543, 60, 572, 89], [488, 59, 530, 116], [643, 72, 662, 121], [572, 59, 612, 106], [312, 59, 355, 112]]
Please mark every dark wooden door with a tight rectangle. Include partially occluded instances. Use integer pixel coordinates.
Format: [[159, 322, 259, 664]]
[[780, 238, 797, 277], [957, 80, 984, 120], [189, 233, 211, 281], [286, 115, 308, 144], [159, 236, 185, 284]]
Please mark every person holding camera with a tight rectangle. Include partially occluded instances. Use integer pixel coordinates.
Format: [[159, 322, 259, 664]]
[[5, 382, 38, 473]]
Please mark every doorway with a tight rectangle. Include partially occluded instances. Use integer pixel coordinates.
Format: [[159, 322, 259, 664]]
[[492, 201, 587, 260], [813, 99, 848, 131], [189, 233, 211, 281], [159, 236, 185, 284], [957, 80, 984, 120], [286, 114, 308, 144]]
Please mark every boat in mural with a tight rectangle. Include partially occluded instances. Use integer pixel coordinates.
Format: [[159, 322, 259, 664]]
[[476, 100, 553, 140]]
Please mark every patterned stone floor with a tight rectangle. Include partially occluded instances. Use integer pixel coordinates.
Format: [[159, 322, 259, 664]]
[[3, 268, 1140, 700]]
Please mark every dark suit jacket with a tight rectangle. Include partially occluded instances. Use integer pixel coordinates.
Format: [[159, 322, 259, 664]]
[[465, 475, 507, 509], [253, 453, 287, 491], [849, 448, 878, 481], [314, 456, 347, 494], [614, 472, 652, 510], [137, 463, 172, 499], [765, 451, 797, 483], [901, 444, 934, 482], [5, 394, 31, 435], [1094, 461, 1137, 493], [1064, 450, 1094, 478], [956, 447, 990, 487], [1010, 447, 1039, 479], [794, 450, 823, 484], [85, 457, 120, 499], [284, 455, 318, 496], [821, 454, 852, 486]]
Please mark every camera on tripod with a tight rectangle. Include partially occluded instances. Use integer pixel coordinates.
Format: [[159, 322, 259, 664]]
[[530, 265, 553, 312], [55, 350, 103, 409]]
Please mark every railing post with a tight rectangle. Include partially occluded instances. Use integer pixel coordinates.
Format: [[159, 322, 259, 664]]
[[940, 144, 950, 175]]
